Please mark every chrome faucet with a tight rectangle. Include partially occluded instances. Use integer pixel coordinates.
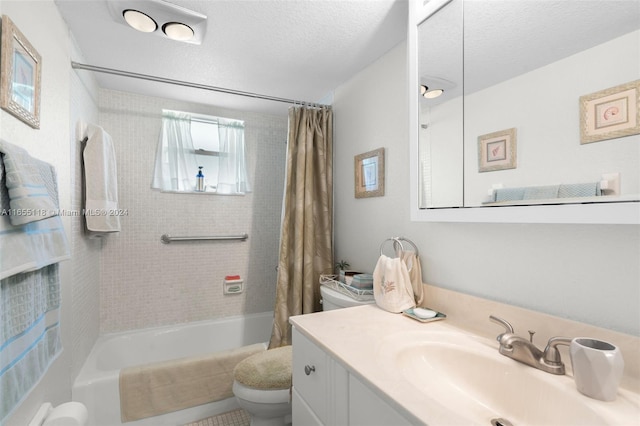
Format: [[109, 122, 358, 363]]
[[490, 315, 572, 375]]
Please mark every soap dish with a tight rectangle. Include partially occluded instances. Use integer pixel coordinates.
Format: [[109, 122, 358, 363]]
[[402, 307, 446, 323]]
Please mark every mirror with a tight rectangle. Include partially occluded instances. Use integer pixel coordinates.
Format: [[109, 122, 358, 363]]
[[417, 0, 463, 208], [417, 0, 640, 210]]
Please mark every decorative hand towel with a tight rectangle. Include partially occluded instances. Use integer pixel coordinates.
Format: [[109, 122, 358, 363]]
[[558, 182, 601, 198], [82, 124, 120, 236], [494, 187, 525, 202], [0, 139, 57, 225], [0, 155, 70, 280], [373, 255, 415, 313], [401, 250, 424, 306], [523, 185, 560, 200], [0, 264, 63, 424]]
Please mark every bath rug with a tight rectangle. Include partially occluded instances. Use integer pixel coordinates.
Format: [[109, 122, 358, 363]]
[[119, 342, 265, 422], [183, 408, 250, 426]]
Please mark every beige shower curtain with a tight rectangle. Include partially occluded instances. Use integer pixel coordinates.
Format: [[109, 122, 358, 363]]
[[269, 106, 333, 348]]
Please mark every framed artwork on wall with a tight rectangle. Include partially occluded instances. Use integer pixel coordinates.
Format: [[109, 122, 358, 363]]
[[354, 147, 385, 198], [1, 15, 42, 129], [478, 128, 517, 173], [580, 80, 640, 144]]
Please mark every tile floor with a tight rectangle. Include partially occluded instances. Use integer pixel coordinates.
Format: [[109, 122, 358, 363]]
[[184, 409, 250, 426]]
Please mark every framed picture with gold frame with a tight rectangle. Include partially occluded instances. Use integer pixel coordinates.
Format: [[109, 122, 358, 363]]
[[478, 128, 517, 173], [354, 147, 385, 198], [580, 80, 640, 144], [1, 15, 42, 129]]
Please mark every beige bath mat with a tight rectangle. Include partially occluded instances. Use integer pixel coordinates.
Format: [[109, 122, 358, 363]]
[[119, 343, 265, 422], [184, 408, 250, 426]]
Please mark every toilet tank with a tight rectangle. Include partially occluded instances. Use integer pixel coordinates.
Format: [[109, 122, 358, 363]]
[[320, 285, 375, 311]]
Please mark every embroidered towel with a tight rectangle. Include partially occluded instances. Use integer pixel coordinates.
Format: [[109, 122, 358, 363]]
[[0, 139, 57, 225], [373, 255, 415, 313], [0, 260, 63, 424], [0, 155, 70, 280], [83, 124, 120, 235]]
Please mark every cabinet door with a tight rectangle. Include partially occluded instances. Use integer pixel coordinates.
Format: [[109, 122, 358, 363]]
[[292, 387, 324, 426], [292, 329, 328, 422], [349, 375, 413, 426]]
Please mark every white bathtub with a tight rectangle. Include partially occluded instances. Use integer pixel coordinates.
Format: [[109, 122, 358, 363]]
[[73, 312, 273, 426]]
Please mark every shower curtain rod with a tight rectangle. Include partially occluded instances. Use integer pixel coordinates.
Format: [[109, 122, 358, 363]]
[[71, 61, 329, 108]]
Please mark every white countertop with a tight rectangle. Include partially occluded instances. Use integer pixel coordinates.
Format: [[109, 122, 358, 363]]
[[290, 304, 489, 425], [289, 304, 640, 426]]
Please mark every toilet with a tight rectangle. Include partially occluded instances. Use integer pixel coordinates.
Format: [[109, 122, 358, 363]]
[[319, 283, 375, 311], [232, 284, 375, 426], [233, 345, 293, 426]]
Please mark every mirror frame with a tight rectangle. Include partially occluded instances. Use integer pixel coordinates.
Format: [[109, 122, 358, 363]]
[[408, 0, 640, 224]]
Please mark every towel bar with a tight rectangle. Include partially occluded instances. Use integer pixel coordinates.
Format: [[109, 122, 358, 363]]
[[161, 233, 248, 244], [379, 237, 419, 257]]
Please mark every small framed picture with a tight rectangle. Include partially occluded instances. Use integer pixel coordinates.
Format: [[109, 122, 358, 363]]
[[478, 128, 517, 173], [580, 80, 640, 144], [1, 15, 42, 129], [354, 147, 384, 198]]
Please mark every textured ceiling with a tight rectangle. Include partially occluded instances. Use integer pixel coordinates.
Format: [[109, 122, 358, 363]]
[[419, 0, 640, 105], [55, 0, 408, 116]]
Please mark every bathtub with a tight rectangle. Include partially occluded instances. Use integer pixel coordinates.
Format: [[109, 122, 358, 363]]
[[73, 312, 273, 426]]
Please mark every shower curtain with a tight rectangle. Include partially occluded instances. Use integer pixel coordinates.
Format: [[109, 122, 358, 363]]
[[269, 106, 333, 348]]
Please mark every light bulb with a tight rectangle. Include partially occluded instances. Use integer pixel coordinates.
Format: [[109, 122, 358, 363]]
[[163, 22, 194, 41], [123, 9, 157, 33]]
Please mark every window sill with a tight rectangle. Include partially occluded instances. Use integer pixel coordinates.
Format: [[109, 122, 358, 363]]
[[157, 189, 247, 196]]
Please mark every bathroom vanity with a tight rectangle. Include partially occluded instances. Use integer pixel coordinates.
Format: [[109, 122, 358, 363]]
[[291, 326, 413, 425], [289, 290, 640, 425]]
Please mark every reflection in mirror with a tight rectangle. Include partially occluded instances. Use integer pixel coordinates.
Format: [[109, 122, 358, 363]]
[[418, 0, 640, 210], [417, 0, 463, 208]]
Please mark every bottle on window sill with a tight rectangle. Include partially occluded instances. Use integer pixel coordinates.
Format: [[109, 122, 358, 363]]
[[196, 166, 205, 192]]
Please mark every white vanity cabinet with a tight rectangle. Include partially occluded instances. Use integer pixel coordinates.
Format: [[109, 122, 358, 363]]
[[292, 327, 413, 426]]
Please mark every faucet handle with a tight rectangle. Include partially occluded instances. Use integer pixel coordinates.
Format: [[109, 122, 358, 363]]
[[490, 315, 515, 335], [543, 336, 572, 366]]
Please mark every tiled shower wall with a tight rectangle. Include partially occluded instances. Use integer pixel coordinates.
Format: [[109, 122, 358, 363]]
[[69, 63, 102, 377], [98, 89, 287, 333]]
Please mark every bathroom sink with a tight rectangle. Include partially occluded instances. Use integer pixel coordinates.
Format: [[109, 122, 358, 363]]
[[377, 328, 640, 426]]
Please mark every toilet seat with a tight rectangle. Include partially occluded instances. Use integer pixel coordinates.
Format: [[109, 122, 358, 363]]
[[234, 345, 292, 390]]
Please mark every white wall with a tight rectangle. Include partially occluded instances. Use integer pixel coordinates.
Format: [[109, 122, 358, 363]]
[[0, 1, 101, 424], [333, 41, 640, 336], [465, 31, 640, 204]]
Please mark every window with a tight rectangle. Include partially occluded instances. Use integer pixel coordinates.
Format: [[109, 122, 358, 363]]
[[151, 110, 251, 194]]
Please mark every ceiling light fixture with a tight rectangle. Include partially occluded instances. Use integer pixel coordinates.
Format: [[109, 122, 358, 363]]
[[423, 88, 445, 99], [123, 9, 158, 33], [108, 0, 207, 44], [420, 85, 428, 95], [163, 22, 194, 41]]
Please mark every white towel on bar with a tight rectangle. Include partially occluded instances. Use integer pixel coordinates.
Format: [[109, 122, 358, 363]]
[[83, 124, 121, 236], [0, 147, 70, 280]]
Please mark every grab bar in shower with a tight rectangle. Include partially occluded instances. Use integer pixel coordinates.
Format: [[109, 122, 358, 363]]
[[161, 233, 249, 244]]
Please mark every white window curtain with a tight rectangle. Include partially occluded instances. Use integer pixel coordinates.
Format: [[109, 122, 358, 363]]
[[151, 111, 198, 191], [216, 118, 251, 194]]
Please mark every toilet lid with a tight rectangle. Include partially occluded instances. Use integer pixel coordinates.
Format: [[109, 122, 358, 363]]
[[234, 345, 292, 390]]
